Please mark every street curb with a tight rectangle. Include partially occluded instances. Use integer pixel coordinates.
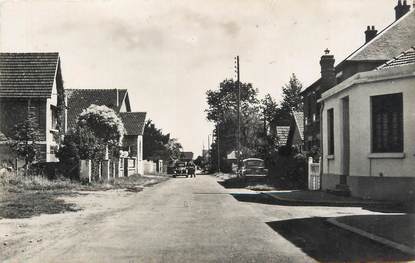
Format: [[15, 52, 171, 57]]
[[261, 192, 396, 207], [327, 217, 415, 256]]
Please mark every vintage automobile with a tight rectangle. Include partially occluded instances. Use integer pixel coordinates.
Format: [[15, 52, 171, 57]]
[[173, 161, 188, 178], [239, 158, 268, 178]]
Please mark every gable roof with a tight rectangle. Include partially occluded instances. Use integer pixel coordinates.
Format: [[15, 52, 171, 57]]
[[292, 111, 304, 141], [348, 10, 415, 61], [0, 52, 60, 98], [302, 9, 415, 95], [276, 126, 290, 146], [377, 46, 415, 69], [66, 89, 129, 129], [119, 112, 146, 136]]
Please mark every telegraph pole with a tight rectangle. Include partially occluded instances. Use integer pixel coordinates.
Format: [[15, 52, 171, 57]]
[[217, 125, 220, 173], [235, 56, 241, 173]]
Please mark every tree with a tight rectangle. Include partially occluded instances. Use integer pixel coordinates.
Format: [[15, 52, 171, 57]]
[[58, 105, 124, 165], [206, 79, 264, 172], [165, 138, 182, 161], [143, 119, 170, 161], [9, 111, 40, 175], [279, 73, 303, 125]]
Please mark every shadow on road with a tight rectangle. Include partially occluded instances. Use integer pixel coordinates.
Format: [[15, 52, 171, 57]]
[[266, 217, 415, 262], [230, 192, 410, 213]]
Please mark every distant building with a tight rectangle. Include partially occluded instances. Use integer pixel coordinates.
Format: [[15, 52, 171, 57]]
[[287, 111, 304, 152], [319, 47, 415, 201], [301, 3, 415, 152], [0, 52, 65, 164], [180, 152, 194, 162]]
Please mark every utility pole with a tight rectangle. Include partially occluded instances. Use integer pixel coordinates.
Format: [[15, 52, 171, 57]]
[[217, 125, 220, 173], [235, 56, 241, 173]]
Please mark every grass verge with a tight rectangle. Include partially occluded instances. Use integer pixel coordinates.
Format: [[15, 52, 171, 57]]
[[0, 171, 168, 219]]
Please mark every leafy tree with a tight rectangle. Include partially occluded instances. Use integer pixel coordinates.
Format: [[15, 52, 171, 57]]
[[165, 138, 182, 161], [143, 119, 170, 161], [59, 105, 124, 164], [8, 111, 40, 175], [206, 79, 263, 172], [279, 73, 303, 125]]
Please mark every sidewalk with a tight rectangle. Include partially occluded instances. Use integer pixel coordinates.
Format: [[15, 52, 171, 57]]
[[328, 214, 415, 256], [262, 190, 415, 256], [262, 190, 396, 206]]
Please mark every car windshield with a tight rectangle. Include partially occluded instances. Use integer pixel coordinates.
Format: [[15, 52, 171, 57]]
[[244, 160, 264, 167]]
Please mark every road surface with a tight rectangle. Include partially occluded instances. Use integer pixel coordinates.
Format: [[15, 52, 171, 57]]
[[1, 175, 412, 262]]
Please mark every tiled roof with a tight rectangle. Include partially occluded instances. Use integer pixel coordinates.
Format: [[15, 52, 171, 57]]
[[119, 112, 146, 136], [302, 9, 415, 95], [66, 89, 128, 129], [276, 126, 290, 146], [292, 111, 304, 140], [0, 52, 59, 98], [349, 10, 415, 61], [377, 47, 415, 69]]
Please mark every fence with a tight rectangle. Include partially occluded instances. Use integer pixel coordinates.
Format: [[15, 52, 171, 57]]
[[308, 157, 321, 190], [80, 157, 135, 183]]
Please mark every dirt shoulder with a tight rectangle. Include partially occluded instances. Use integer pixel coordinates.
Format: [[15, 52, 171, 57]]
[[0, 173, 169, 219], [0, 174, 169, 261]]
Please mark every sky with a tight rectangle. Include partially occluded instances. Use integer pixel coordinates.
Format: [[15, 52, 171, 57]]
[[0, 0, 400, 155]]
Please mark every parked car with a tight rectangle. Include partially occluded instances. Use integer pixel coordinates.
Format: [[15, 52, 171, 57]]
[[173, 161, 188, 178], [239, 158, 268, 178]]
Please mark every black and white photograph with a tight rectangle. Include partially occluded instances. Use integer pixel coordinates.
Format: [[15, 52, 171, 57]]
[[0, 0, 414, 262]]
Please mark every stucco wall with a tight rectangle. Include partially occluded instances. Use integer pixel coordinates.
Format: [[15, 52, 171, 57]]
[[322, 76, 415, 182]]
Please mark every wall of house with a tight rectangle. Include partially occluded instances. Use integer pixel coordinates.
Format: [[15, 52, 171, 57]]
[[0, 98, 49, 163], [321, 76, 415, 201], [46, 79, 59, 162], [303, 90, 321, 151]]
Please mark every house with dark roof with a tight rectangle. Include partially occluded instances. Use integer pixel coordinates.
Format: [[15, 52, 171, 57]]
[[120, 112, 146, 175], [318, 47, 415, 201], [180, 151, 194, 162], [66, 88, 147, 175], [301, 2, 415, 152], [0, 52, 65, 164], [65, 88, 130, 130]]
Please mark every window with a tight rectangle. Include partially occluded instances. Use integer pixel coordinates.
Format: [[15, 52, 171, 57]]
[[51, 105, 58, 130], [327, 109, 334, 155], [371, 93, 403, 153]]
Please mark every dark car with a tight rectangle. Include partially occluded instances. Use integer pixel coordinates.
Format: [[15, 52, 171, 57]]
[[173, 161, 188, 177], [240, 158, 268, 178]]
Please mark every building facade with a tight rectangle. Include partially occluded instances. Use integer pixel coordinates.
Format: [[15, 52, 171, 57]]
[[0, 53, 65, 165], [319, 49, 415, 201]]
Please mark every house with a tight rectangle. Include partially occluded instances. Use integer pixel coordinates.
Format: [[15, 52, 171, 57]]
[[301, 2, 415, 152], [180, 151, 194, 162], [66, 89, 146, 175], [318, 47, 415, 201], [0, 52, 65, 165], [287, 111, 304, 151], [119, 112, 146, 175]]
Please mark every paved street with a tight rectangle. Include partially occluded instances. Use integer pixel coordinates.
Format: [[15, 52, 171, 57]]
[[2, 175, 413, 262]]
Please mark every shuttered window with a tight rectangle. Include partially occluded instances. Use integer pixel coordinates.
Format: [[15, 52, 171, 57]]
[[371, 93, 403, 153]]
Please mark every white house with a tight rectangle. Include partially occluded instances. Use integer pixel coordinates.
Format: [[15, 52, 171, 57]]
[[319, 47, 415, 201]]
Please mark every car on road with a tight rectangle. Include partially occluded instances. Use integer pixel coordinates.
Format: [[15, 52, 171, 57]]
[[173, 161, 188, 178], [239, 158, 268, 178]]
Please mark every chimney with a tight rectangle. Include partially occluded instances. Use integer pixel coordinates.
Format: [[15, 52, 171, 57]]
[[364, 26, 377, 43], [320, 49, 336, 92], [395, 0, 410, 20]]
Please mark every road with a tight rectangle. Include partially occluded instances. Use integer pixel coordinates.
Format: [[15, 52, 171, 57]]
[[1, 175, 412, 262]]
